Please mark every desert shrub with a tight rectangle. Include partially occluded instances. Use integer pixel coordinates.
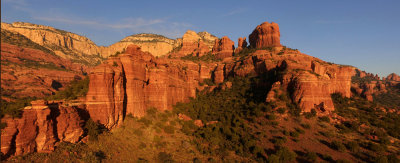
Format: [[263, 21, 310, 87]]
[[277, 108, 286, 114], [157, 152, 174, 163], [304, 109, 317, 119], [346, 141, 360, 153], [304, 151, 318, 162], [290, 131, 299, 138], [336, 159, 351, 163], [268, 147, 297, 163], [173, 75, 277, 159], [0, 97, 35, 118], [387, 154, 400, 163], [202, 78, 215, 86], [85, 118, 105, 141], [331, 141, 346, 152], [180, 53, 221, 63], [266, 113, 277, 120], [295, 127, 305, 134], [319, 116, 330, 122], [163, 125, 175, 134], [332, 93, 400, 139], [374, 156, 388, 163], [272, 136, 287, 146], [138, 117, 152, 127], [133, 128, 143, 136], [192, 157, 202, 163], [301, 123, 311, 129], [368, 143, 385, 153], [46, 77, 89, 101]]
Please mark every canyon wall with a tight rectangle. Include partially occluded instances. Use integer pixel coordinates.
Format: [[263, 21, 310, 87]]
[[1, 22, 218, 60]]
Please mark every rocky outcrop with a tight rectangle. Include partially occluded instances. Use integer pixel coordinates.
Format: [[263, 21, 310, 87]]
[[212, 36, 235, 59], [1, 22, 218, 59], [235, 37, 248, 53], [249, 21, 281, 48], [176, 30, 212, 57], [1, 43, 85, 100], [1, 100, 85, 159], [86, 45, 211, 125], [386, 73, 400, 81], [1, 22, 103, 65], [87, 42, 355, 128], [99, 34, 180, 57]]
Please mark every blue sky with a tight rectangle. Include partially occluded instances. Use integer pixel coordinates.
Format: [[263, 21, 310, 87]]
[[2, 0, 399, 77]]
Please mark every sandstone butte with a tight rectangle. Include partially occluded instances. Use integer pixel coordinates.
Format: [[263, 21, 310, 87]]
[[249, 21, 281, 48], [235, 37, 248, 53], [212, 36, 235, 59], [2, 21, 394, 158]]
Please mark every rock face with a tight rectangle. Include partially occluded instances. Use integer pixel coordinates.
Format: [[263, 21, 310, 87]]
[[87, 42, 355, 128], [386, 73, 400, 81], [0, 101, 85, 159], [86, 45, 209, 127], [249, 21, 281, 48], [212, 36, 235, 59], [100, 34, 180, 57], [176, 30, 215, 57], [1, 22, 218, 59], [1, 22, 103, 65], [291, 61, 354, 112], [235, 37, 248, 53]]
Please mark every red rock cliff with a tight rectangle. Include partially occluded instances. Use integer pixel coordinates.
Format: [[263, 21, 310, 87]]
[[212, 36, 235, 59], [1, 100, 84, 159], [86, 45, 209, 125]]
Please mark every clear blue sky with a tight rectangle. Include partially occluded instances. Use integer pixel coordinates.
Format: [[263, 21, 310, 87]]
[[2, 0, 399, 77]]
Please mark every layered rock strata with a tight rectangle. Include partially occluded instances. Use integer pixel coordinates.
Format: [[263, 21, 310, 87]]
[[212, 36, 235, 59], [1, 100, 85, 159], [249, 21, 282, 48]]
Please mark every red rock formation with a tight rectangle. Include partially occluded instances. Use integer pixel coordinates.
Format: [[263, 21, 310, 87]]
[[177, 30, 210, 57], [85, 22, 357, 127], [249, 21, 281, 48], [386, 73, 400, 81], [212, 36, 235, 59], [86, 45, 207, 122], [235, 37, 248, 53], [1, 100, 84, 159]]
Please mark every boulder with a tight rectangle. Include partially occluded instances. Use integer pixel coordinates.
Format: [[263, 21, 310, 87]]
[[249, 21, 281, 48]]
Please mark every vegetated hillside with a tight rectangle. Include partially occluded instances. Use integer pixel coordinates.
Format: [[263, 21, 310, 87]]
[[0, 29, 89, 117], [7, 75, 400, 162]]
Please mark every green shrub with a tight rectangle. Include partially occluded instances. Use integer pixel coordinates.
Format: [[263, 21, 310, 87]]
[[0, 97, 35, 118], [369, 143, 385, 153], [157, 152, 174, 163], [277, 108, 286, 114], [301, 123, 311, 129], [319, 116, 330, 122], [331, 141, 346, 152], [46, 77, 89, 101], [346, 141, 360, 153], [85, 118, 104, 141], [304, 109, 317, 119], [290, 131, 300, 138], [269, 147, 297, 163], [163, 125, 175, 134], [304, 151, 318, 162], [266, 114, 277, 120]]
